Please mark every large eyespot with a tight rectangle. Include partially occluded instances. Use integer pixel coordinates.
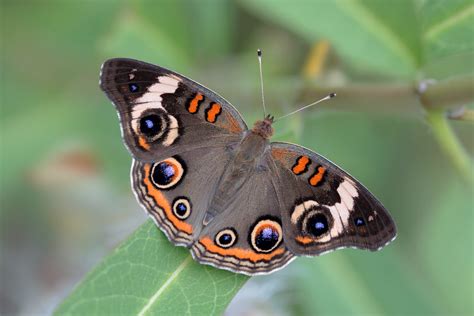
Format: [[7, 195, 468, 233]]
[[292, 201, 334, 240], [150, 157, 185, 189], [172, 197, 191, 220], [136, 110, 179, 147], [136, 110, 169, 141], [215, 229, 237, 248], [249, 218, 282, 253], [305, 213, 329, 237], [139, 114, 162, 137]]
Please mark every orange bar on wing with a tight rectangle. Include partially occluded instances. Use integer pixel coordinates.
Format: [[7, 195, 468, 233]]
[[309, 166, 326, 186], [292, 156, 310, 175], [188, 93, 203, 113], [206, 103, 222, 123], [199, 237, 284, 262]]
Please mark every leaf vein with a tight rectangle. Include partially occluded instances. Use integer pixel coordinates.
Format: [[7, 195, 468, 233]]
[[425, 4, 474, 40], [136, 255, 193, 316]]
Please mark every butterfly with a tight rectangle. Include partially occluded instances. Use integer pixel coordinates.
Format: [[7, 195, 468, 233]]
[[99, 57, 397, 275]]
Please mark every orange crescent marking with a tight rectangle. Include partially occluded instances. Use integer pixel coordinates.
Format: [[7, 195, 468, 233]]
[[296, 236, 314, 245], [138, 136, 150, 150], [256, 224, 275, 235], [309, 166, 326, 186], [143, 164, 193, 234], [206, 103, 222, 123], [292, 156, 310, 175], [188, 93, 203, 113], [199, 237, 285, 262]]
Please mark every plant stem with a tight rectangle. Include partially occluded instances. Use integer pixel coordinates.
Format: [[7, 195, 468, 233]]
[[448, 107, 474, 122], [419, 74, 474, 110], [426, 109, 473, 183], [296, 74, 473, 114], [298, 82, 418, 114]]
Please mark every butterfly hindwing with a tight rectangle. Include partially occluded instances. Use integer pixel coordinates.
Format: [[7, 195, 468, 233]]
[[190, 165, 295, 275], [132, 145, 237, 247], [100, 58, 247, 162], [269, 142, 397, 256], [131, 139, 295, 275]]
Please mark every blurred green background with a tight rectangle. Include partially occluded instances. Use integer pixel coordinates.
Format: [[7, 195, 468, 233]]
[[1, 0, 473, 315]]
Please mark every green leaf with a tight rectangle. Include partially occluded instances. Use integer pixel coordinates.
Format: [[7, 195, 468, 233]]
[[55, 221, 248, 315], [422, 0, 474, 61], [239, 0, 421, 77]]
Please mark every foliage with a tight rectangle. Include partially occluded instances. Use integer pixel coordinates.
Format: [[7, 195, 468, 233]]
[[54, 222, 247, 315], [2, 0, 472, 315]]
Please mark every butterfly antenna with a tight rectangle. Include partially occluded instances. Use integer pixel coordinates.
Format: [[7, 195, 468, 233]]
[[274, 93, 336, 122], [257, 49, 267, 118]]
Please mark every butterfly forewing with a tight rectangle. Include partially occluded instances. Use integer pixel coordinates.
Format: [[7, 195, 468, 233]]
[[269, 142, 397, 256], [100, 58, 247, 162]]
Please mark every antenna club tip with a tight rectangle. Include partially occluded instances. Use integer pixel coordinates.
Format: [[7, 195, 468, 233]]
[[257, 49, 262, 57], [329, 92, 336, 98]]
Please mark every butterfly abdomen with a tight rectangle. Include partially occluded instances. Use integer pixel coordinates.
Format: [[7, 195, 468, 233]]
[[204, 132, 270, 223]]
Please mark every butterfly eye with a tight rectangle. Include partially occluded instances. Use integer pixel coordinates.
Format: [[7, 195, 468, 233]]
[[215, 229, 237, 248], [150, 157, 185, 189], [172, 197, 191, 219], [250, 218, 282, 253], [139, 114, 162, 137], [306, 213, 329, 237]]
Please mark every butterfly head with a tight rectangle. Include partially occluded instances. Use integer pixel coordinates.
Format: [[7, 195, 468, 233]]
[[252, 114, 274, 139]]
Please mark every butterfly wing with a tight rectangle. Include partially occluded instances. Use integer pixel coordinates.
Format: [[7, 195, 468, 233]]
[[100, 58, 396, 275], [189, 166, 295, 275], [100, 58, 247, 161], [269, 142, 396, 255], [100, 58, 248, 246], [132, 146, 238, 247]]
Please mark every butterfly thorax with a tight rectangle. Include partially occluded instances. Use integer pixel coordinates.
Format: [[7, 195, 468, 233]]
[[251, 116, 274, 139], [203, 127, 270, 225]]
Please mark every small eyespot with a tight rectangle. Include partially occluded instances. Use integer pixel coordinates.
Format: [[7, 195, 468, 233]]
[[129, 83, 139, 92], [150, 157, 185, 189], [354, 217, 365, 226], [250, 219, 282, 253], [306, 213, 329, 237], [139, 114, 162, 138], [172, 197, 191, 219], [215, 229, 237, 248]]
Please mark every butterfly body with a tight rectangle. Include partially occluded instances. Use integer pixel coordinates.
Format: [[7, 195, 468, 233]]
[[100, 58, 396, 275]]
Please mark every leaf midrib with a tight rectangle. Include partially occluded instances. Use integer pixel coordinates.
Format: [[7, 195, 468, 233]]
[[137, 255, 193, 316]]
